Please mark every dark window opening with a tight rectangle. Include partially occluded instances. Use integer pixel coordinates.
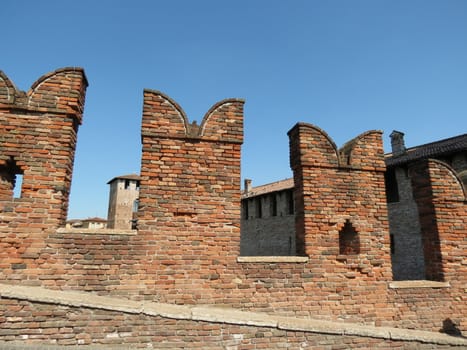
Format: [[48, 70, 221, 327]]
[[242, 200, 249, 220], [0, 158, 23, 200], [384, 169, 399, 203], [256, 198, 262, 218], [136, 180, 140, 190], [390, 234, 395, 255], [339, 220, 360, 255], [124, 179, 130, 189], [286, 190, 294, 215], [403, 166, 409, 178], [271, 194, 277, 217]]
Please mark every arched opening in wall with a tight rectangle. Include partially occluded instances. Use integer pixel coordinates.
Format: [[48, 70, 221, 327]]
[[0, 157, 23, 200], [339, 220, 360, 255]]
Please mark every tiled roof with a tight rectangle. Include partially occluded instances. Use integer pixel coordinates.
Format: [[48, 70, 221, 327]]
[[242, 178, 294, 199], [385, 133, 467, 167], [67, 217, 107, 223], [82, 217, 107, 223], [107, 174, 141, 184]]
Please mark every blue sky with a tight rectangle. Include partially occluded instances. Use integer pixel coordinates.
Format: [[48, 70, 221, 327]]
[[2, 0, 466, 219]]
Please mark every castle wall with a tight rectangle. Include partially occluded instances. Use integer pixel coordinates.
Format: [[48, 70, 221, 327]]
[[288, 123, 392, 278], [389, 159, 467, 333], [240, 189, 295, 256], [410, 160, 466, 280], [0, 287, 461, 349], [129, 89, 245, 304], [0, 69, 465, 347], [387, 167, 426, 280], [386, 146, 466, 281], [0, 68, 87, 281]]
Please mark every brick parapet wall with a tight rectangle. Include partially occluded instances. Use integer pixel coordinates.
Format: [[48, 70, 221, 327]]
[[136, 90, 245, 304], [0, 68, 87, 122], [409, 159, 466, 332], [0, 68, 87, 288], [1, 226, 462, 334], [1, 300, 460, 349], [0, 284, 464, 348], [288, 123, 391, 278], [3, 228, 465, 333], [389, 286, 457, 332], [0, 71, 466, 346]]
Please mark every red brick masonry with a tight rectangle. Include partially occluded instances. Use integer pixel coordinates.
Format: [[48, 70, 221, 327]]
[[0, 68, 465, 348]]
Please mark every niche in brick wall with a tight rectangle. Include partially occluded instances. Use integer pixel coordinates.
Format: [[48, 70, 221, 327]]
[[0, 157, 23, 200], [339, 220, 360, 255]]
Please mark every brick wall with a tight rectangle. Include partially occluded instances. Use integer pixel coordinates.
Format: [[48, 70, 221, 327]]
[[0, 69, 465, 347], [408, 159, 466, 331], [387, 167, 426, 280], [0, 287, 463, 349], [135, 90, 245, 304], [390, 285, 456, 332], [288, 123, 392, 277], [0, 68, 87, 283]]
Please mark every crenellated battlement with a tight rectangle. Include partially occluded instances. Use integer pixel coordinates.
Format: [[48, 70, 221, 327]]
[[0, 68, 88, 275], [137, 92, 244, 299], [339, 130, 385, 170], [0, 68, 465, 348], [142, 89, 244, 142], [288, 123, 391, 272], [0, 67, 87, 121], [288, 123, 386, 171]]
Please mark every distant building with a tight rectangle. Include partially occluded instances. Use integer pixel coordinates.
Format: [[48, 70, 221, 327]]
[[106, 174, 140, 229], [385, 131, 467, 280], [241, 178, 295, 256], [66, 217, 107, 229]]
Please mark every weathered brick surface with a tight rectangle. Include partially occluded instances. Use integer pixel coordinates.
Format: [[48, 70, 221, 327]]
[[0, 69, 465, 347], [407, 159, 467, 332], [389, 286, 456, 332], [288, 124, 389, 259], [0, 298, 461, 349], [134, 90, 245, 304], [0, 67, 87, 284]]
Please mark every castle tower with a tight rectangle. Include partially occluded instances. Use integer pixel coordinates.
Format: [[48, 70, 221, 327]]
[[106, 174, 140, 229]]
